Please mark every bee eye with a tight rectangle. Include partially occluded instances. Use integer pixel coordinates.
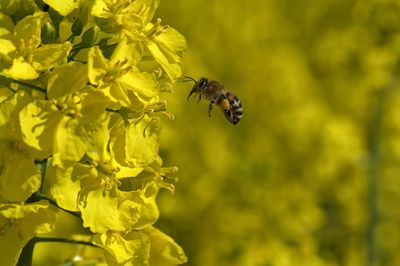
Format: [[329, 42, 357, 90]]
[[198, 79, 207, 89]]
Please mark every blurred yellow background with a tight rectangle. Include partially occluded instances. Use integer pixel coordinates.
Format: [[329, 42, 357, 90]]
[[155, 1, 400, 266]]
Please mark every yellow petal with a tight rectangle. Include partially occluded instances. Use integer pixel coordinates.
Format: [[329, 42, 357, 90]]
[[0, 201, 57, 266], [148, 227, 188, 265], [47, 61, 88, 99], [98, 82, 131, 107], [120, 69, 158, 99], [155, 27, 187, 55], [52, 116, 89, 168], [0, 90, 31, 141], [2, 58, 38, 80], [79, 184, 141, 233], [14, 13, 42, 50], [0, 13, 14, 37], [0, 141, 41, 202], [88, 46, 109, 85], [91, 0, 111, 18], [93, 231, 150, 265], [19, 100, 62, 154], [146, 40, 182, 82], [124, 116, 160, 167], [32, 42, 72, 71], [78, 179, 159, 233], [42, 161, 86, 211], [0, 38, 16, 55], [43, 0, 78, 16], [80, 102, 112, 163]]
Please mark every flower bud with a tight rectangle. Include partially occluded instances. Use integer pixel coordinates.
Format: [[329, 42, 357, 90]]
[[71, 18, 83, 36], [95, 17, 122, 33], [41, 22, 56, 44], [81, 26, 100, 48]]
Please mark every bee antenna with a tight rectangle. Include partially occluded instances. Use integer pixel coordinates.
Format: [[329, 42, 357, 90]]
[[182, 76, 197, 84]]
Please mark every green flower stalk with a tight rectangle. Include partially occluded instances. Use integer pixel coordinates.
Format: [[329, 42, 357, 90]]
[[0, 0, 187, 265]]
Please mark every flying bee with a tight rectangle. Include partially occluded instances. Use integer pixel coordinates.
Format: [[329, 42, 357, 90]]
[[184, 76, 243, 125]]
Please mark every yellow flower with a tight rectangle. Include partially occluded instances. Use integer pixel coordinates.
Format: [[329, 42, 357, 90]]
[[0, 140, 41, 202], [0, 12, 72, 80], [0, 0, 187, 264], [88, 45, 158, 106], [0, 201, 57, 266], [93, 226, 187, 266]]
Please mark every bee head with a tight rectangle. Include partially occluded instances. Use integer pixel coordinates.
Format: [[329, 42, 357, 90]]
[[184, 76, 208, 101], [197, 77, 208, 90]]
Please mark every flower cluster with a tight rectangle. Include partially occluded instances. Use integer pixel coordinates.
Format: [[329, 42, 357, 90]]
[[0, 0, 187, 265]]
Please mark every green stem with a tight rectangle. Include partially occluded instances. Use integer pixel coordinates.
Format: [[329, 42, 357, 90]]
[[67, 34, 75, 43], [42, 194, 82, 220], [17, 236, 98, 266], [36, 159, 48, 193], [12, 80, 46, 94], [67, 49, 81, 61], [17, 238, 35, 266], [28, 192, 82, 220], [105, 108, 120, 113], [29, 161, 82, 220], [366, 89, 384, 266], [34, 237, 97, 247]]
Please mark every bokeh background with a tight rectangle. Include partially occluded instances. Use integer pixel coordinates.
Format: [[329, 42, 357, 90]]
[[155, 1, 400, 266]]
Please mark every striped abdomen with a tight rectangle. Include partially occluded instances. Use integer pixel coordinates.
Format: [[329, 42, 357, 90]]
[[222, 92, 243, 125]]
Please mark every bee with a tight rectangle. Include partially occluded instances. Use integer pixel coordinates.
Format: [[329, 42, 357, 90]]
[[184, 76, 243, 125]]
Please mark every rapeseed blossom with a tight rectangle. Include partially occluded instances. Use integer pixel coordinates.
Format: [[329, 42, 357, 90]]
[[0, 0, 187, 265]]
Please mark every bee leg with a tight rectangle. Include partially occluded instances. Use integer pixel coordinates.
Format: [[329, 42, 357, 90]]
[[187, 90, 195, 101], [208, 101, 215, 117], [197, 94, 202, 103]]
